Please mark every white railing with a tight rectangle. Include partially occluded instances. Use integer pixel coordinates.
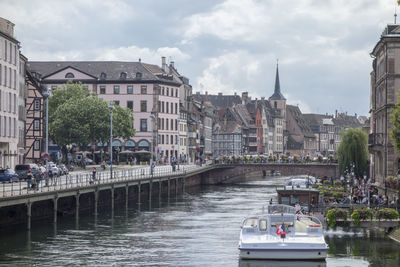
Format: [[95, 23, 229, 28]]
[[0, 164, 209, 198]]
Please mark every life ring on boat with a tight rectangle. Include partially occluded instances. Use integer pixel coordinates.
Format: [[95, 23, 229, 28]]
[[308, 224, 322, 227]]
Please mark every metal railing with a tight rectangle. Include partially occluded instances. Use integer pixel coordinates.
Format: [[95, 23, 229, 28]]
[[0, 164, 207, 198]]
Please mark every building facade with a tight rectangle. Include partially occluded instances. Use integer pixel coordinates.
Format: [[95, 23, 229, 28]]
[[369, 23, 400, 192], [26, 61, 181, 163], [0, 18, 23, 168]]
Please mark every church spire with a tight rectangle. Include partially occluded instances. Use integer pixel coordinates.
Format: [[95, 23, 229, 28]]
[[274, 60, 281, 95], [269, 60, 286, 100]]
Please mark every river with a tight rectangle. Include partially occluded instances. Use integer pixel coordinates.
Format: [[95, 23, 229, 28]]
[[0, 175, 399, 266]]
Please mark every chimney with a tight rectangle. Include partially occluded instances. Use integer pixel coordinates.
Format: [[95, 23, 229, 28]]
[[242, 92, 248, 104], [205, 91, 208, 101], [234, 92, 237, 96], [218, 92, 222, 96], [161, 56, 166, 71], [170, 61, 174, 69], [139, 58, 141, 62], [335, 110, 338, 118], [261, 97, 265, 101]]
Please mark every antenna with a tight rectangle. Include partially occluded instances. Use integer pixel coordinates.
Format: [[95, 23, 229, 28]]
[[395, 2, 398, 24], [276, 58, 279, 67]]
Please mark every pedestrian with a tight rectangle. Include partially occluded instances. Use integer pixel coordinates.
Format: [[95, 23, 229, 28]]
[[92, 167, 97, 183], [133, 157, 137, 166], [31, 175, 36, 190], [27, 170, 33, 190], [101, 161, 106, 170]]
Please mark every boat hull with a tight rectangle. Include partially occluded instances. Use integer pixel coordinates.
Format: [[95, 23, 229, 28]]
[[239, 248, 327, 260]]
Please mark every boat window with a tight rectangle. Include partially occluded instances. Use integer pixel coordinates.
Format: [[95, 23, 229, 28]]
[[291, 196, 299, 205], [281, 197, 290, 205], [244, 218, 258, 227], [259, 219, 267, 231]]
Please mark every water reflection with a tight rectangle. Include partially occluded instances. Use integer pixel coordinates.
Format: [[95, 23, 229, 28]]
[[0, 177, 399, 266]]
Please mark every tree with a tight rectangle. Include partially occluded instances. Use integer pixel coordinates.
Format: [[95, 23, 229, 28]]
[[337, 128, 368, 178], [390, 93, 400, 153], [48, 82, 135, 161]]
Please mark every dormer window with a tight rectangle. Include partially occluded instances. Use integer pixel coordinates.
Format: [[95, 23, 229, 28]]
[[136, 72, 142, 79], [100, 72, 107, 80], [120, 72, 127, 80], [65, 72, 75, 79]]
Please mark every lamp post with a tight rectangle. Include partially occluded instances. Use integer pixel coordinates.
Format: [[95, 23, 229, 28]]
[[42, 89, 50, 186], [150, 113, 155, 175], [177, 117, 180, 170], [109, 102, 115, 179]]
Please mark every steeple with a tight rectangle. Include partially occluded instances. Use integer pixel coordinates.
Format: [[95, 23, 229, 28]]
[[269, 60, 286, 100]]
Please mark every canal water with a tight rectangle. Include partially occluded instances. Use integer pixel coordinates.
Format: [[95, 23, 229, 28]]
[[0, 175, 399, 266]]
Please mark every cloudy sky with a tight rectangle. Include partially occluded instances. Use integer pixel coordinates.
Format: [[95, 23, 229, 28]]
[[0, 0, 397, 115]]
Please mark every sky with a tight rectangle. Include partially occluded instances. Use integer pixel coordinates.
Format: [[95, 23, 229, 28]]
[[0, 0, 397, 116]]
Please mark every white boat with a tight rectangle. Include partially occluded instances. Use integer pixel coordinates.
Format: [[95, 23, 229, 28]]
[[238, 204, 328, 260]]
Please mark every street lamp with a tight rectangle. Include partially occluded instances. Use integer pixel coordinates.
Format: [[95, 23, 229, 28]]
[[42, 88, 50, 186], [150, 113, 155, 175], [109, 101, 115, 179], [177, 117, 180, 170]]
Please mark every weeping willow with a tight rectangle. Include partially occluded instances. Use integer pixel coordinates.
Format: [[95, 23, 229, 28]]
[[337, 128, 368, 177]]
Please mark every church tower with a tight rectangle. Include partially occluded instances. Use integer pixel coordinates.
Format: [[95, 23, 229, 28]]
[[269, 62, 286, 154]]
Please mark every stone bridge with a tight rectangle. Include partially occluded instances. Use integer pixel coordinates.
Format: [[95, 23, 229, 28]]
[[204, 163, 339, 184]]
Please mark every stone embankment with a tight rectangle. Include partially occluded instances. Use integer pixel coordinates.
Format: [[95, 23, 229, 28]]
[[389, 227, 400, 243]]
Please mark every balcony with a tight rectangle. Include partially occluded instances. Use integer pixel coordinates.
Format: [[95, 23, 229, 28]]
[[368, 133, 384, 146]]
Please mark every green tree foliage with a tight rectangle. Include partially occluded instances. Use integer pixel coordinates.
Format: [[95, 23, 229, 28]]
[[337, 128, 368, 177], [390, 93, 400, 153], [48, 82, 135, 156]]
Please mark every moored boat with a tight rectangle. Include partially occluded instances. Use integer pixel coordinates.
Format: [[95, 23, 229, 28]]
[[238, 204, 328, 260]]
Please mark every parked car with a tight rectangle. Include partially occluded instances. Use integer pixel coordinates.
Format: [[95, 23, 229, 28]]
[[48, 164, 61, 177], [15, 164, 42, 180], [0, 169, 19, 183]]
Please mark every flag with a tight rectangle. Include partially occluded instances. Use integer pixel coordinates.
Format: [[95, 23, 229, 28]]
[[276, 225, 286, 235]]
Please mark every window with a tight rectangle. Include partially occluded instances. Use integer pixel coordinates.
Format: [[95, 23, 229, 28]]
[[114, 101, 120, 106], [171, 119, 173, 130], [140, 100, 147, 112], [141, 85, 147, 94], [120, 72, 127, 80], [162, 135, 164, 144], [175, 135, 178, 144], [136, 72, 142, 79], [100, 72, 107, 80], [127, 101, 133, 110], [175, 119, 178, 131], [65, 72, 75, 79], [127, 85, 133, 94], [158, 101, 161, 112], [158, 118, 160, 129], [166, 102, 169, 113], [175, 103, 178, 114], [140, 119, 147, 132], [171, 103, 173, 114], [100, 86, 106, 94], [166, 88, 169, 96], [34, 119, 40, 130], [176, 89, 178, 97], [162, 102, 165, 113], [162, 118, 164, 130], [113, 85, 120, 94], [34, 140, 40, 150], [166, 118, 169, 130], [274, 101, 277, 109], [166, 134, 169, 144], [171, 135, 173, 144], [162, 87, 164, 95], [4, 66, 6, 86], [34, 99, 40, 110], [82, 85, 88, 90]]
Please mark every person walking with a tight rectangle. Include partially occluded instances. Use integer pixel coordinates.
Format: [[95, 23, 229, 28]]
[[31, 175, 37, 190], [27, 170, 33, 190], [92, 167, 97, 184]]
